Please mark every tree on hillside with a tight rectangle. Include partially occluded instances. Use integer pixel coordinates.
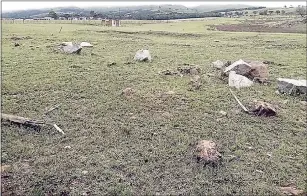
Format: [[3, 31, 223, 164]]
[[268, 10, 274, 15], [276, 10, 280, 15], [63, 14, 71, 20], [296, 6, 307, 23], [48, 10, 58, 19], [90, 10, 95, 17], [284, 5, 287, 8], [281, 10, 286, 15], [253, 11, 258, 14], [244, 11, 248, 15]]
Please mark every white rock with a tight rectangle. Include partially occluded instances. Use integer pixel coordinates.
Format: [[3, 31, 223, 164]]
[[212, 60, 224, 69], [219, 111, 227, 116], [228, 71, 253, 89], [80, 42, 93, 47], [134, 49, 152, 62], [224, 59, 252, 76], [61, 42, 73, 46]]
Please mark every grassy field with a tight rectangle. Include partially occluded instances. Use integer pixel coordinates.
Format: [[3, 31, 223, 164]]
[[1, 17, 306, 195]]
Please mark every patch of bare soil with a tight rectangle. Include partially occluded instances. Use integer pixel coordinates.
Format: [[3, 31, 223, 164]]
[[212, 20, 306, 34]]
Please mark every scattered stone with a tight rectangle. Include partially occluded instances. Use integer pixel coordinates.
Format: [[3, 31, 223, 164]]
[[228, 71, 253, 89], [300, 101, 307, 106], [212, 60, 224, 69], [267, 153, 272, 157], [255, 170, 264, 174], [11, 36, 32, 40], [251, 101, 277, 117], [107, 62, 116, 67], [64, 146, 71, 149], [224, 59, 252, 76], [178, 66, 201, 75], [11, 36, 22, 40], [275, 90, 280, 95], [279, 186, 304, 196], [82, 170, 88, 175], [122, 88, 135, 97], [80, 42, 93, 47], [61, 42, 73, 46], [161, 112, 172, 119], [213, 40, 220, 42], [190, 68, 200, 75], [161, 70, 179, 76], [189, 75, 202, 90], [219, 111, 227, 116], [207, 73, 215, 77], [59, 44, 82, 54], [14, 43, 20, 47], [134, 49, 151, 62], [277, 78, 307, 95], [224, 61, 232, 67], [195, 140, 221, 165], [248, 61, 269, 83], [1, 165, 11, 172]]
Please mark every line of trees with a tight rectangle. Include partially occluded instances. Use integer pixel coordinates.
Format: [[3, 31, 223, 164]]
[[52, 9, 223, 20]]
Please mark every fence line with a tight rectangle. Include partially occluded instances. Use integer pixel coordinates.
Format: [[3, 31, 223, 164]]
[[1, 19, 174, 25]]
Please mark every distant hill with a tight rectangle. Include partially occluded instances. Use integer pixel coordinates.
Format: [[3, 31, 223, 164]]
[[193, 4, 255, 12], [2, 4, 266, 20]]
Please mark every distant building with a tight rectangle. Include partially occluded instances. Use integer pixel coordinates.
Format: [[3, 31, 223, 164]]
[[33, 17, 54, 20], [102, 19, 121, 27]]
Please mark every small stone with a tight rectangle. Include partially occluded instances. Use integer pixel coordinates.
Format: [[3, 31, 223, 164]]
[[280, 186, 304, 196], [255, 170, 264, 174], [64, 146, 71, 149], [219, 111, 227, 116], [80, 42, 93, 47], [161, 112, 172, 119], [122, 88, 135, 97], [134, 49, 151, 62], [267, 153, 272, 157], [195, 140, 222, 165], [165, 91, 175, 95], [275, 90, 280, 95], [300, 101, 307, 106], [1, 165, 11, 172], [212, 60, 224, 69], [82, 170, 88, 175]]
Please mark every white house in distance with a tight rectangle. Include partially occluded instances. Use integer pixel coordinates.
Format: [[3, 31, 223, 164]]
[[103, 19, 121, 27]]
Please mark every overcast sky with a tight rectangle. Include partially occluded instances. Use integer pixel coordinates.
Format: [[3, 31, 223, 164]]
[[2, 1, 306, 12]]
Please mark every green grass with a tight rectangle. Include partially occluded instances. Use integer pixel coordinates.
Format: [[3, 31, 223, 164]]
[[1, 18, 306, 195]]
